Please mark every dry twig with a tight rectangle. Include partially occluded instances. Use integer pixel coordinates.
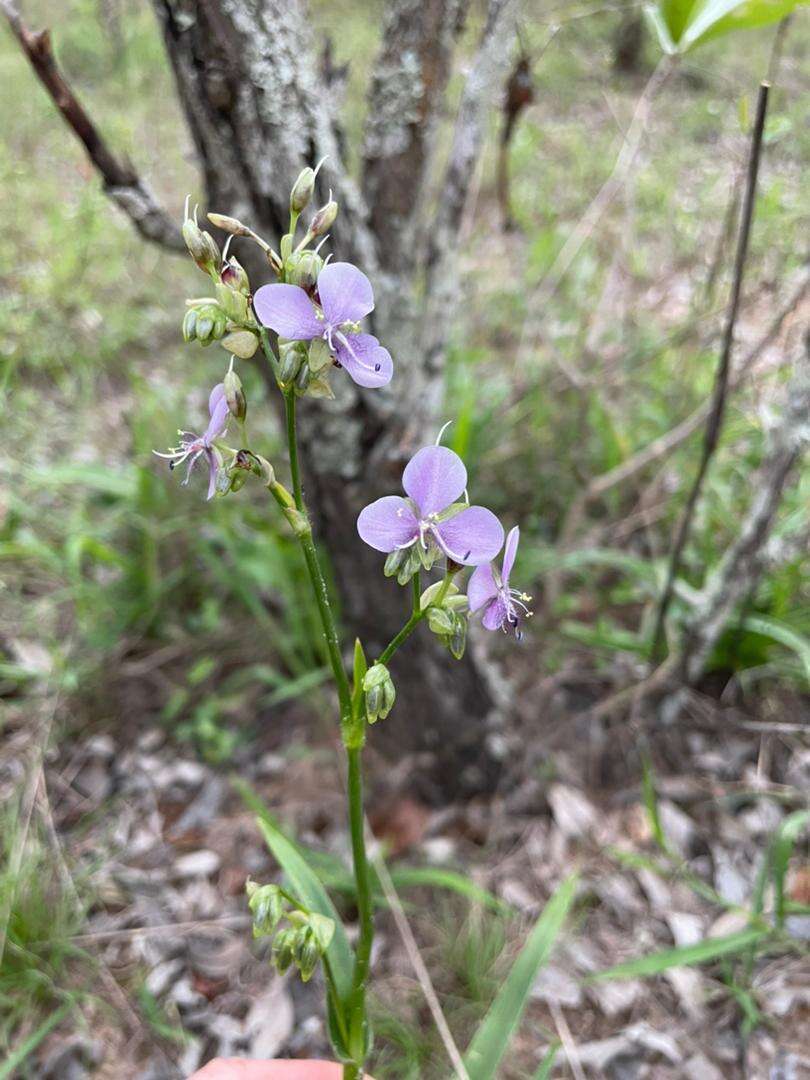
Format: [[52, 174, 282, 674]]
[[650, 81, 771, 659]]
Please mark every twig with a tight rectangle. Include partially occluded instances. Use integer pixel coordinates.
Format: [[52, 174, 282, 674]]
[[650, 81, 771, 660], [370, 838, 471, 1080], [549, 1001, 586, 1080], [0, 0, 182, 250], [63, 914, 251, 947]]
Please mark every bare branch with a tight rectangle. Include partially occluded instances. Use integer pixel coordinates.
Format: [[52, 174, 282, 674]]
[[677, 342, 809, 685], [1, 0, 183, 250], [651, 81, 771, 659]]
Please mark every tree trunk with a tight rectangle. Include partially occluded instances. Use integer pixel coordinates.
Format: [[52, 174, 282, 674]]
[[150, 0, 518, 800]]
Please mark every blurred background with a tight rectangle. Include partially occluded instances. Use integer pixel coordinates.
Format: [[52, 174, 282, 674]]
[[1, 1, 808, 1077]]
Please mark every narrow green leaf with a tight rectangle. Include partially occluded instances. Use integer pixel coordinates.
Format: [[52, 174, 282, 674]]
[[591, 928, 767, 980], [464, 875, 578, 1080], [389, 867, 508, 913], [533, 1042, 561, 1080], [0, 1003, 72, 1080], [741, 615, 810, 686], [771, 810, 810, 929], [641, 753, 666, 850]]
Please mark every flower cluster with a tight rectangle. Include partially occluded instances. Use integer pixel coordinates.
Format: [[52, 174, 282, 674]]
[[358, 443, 531, 638]]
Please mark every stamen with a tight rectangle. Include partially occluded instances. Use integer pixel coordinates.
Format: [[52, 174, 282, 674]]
[[435, 420, 452, 446]]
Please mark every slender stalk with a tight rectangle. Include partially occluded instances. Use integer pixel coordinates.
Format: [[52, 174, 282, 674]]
[[275, 381, 371, 1078], [377, 568, 454, 665], [650, 81, 770, 662]]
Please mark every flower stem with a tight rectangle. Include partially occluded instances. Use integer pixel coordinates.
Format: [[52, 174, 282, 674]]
[[377, 568, 454, 666], [278, 384, 372, 1078]]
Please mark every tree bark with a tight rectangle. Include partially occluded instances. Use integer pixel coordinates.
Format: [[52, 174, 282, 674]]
[[149, 0, 519, 800]]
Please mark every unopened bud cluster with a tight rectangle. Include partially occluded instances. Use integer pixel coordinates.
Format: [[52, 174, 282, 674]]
[[362, 663, 395, 724], [421, 581, 469, 659], [247, 880, 335, 983]]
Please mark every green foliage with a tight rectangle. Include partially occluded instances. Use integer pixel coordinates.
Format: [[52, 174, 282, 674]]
[[647, 0, 808, 53], [463, 876, 578, 1080]]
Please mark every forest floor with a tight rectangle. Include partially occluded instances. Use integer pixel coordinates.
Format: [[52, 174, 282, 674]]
[[3, 666, 809, 1078]]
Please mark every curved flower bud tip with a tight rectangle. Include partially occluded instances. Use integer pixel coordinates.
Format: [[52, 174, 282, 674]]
[[254, 261, 393, 389], [468, 526, 532, 638], [357, 445, 503, 568]]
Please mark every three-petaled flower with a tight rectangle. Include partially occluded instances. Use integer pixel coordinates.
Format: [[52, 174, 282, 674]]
[[467, 526, 532, 637], [253, 262, 393, 388], [154, 383, 229, 500], [357, 446, 503, 566]]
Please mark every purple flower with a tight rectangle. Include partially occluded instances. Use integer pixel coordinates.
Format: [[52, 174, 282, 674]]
[[467, 526, 532, 637], [253, 262, 392, 389], [154, 383, 229, 500], [357, 445, 503, 566]]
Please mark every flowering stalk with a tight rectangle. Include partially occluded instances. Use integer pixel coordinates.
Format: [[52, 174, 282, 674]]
[[158, 166, 532, 1079]]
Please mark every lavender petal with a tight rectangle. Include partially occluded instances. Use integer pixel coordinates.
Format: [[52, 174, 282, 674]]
[[435, 506, 504, 566], [357, 496, 418, 553], [467, 562, 499, 613], [335, 333, 392, 388], [317, 262, 374, 326], [205, 449, 218, 500], [253, 283, 322, 340], [501, 525, 520, 586], [482, 596, 508, 631], [402, 446, 467, 518]]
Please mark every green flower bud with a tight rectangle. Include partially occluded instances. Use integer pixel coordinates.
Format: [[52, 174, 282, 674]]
[[182, 307, 198, 343], [216, 281, 249, 323], [307, 913, 335, 953], [195, 314, 215, 342], [294, 361, 312, 395], [220, 329, 259, 359], [246, 880, 285, 936], [363, 663, 395, 723], [449, 613, 467, 660], [287, 250, 324, 292], [224, 367, 247, 421], [290, 166, 316, 213], [384, 548, 407, 578], [427, 607, 454, 636], [310, 198, 338, 237], [271, 927, 298, 975], [279, 341, 306, 384]]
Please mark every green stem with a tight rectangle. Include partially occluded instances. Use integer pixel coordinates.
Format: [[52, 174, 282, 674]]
[[378, 568, 454, 666], [276, 381, 371, 1078]]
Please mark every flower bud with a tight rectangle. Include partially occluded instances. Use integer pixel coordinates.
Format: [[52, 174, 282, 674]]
[[363, 663, 395, 723], [247, 880, 284, 936], [384, 548, 407, 578], [182, 307, 198, 343], [294, 361, 312, 395], [207, 212, 252, 237], [220, 329, 259, 359], [215, 281, 249, 323], [224, 367, 246, 421], [183, 200, 220, 276], [286, 250, 323, 292], [220, 256, 250, 294], [279, 341, 306, 384], [310, 198, 338, 237], [290, 166, 316, 213], [272, 927, 298, 975], [427, 607, 454, 636], [295, 934, 321, 982]]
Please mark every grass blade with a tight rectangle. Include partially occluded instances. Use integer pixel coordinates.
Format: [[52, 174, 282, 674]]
[[591, 928, 767, 981], [533, 1041, 560, 1080], [0, 1002, 72, 1080], [463, 874, 578, 1080]]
